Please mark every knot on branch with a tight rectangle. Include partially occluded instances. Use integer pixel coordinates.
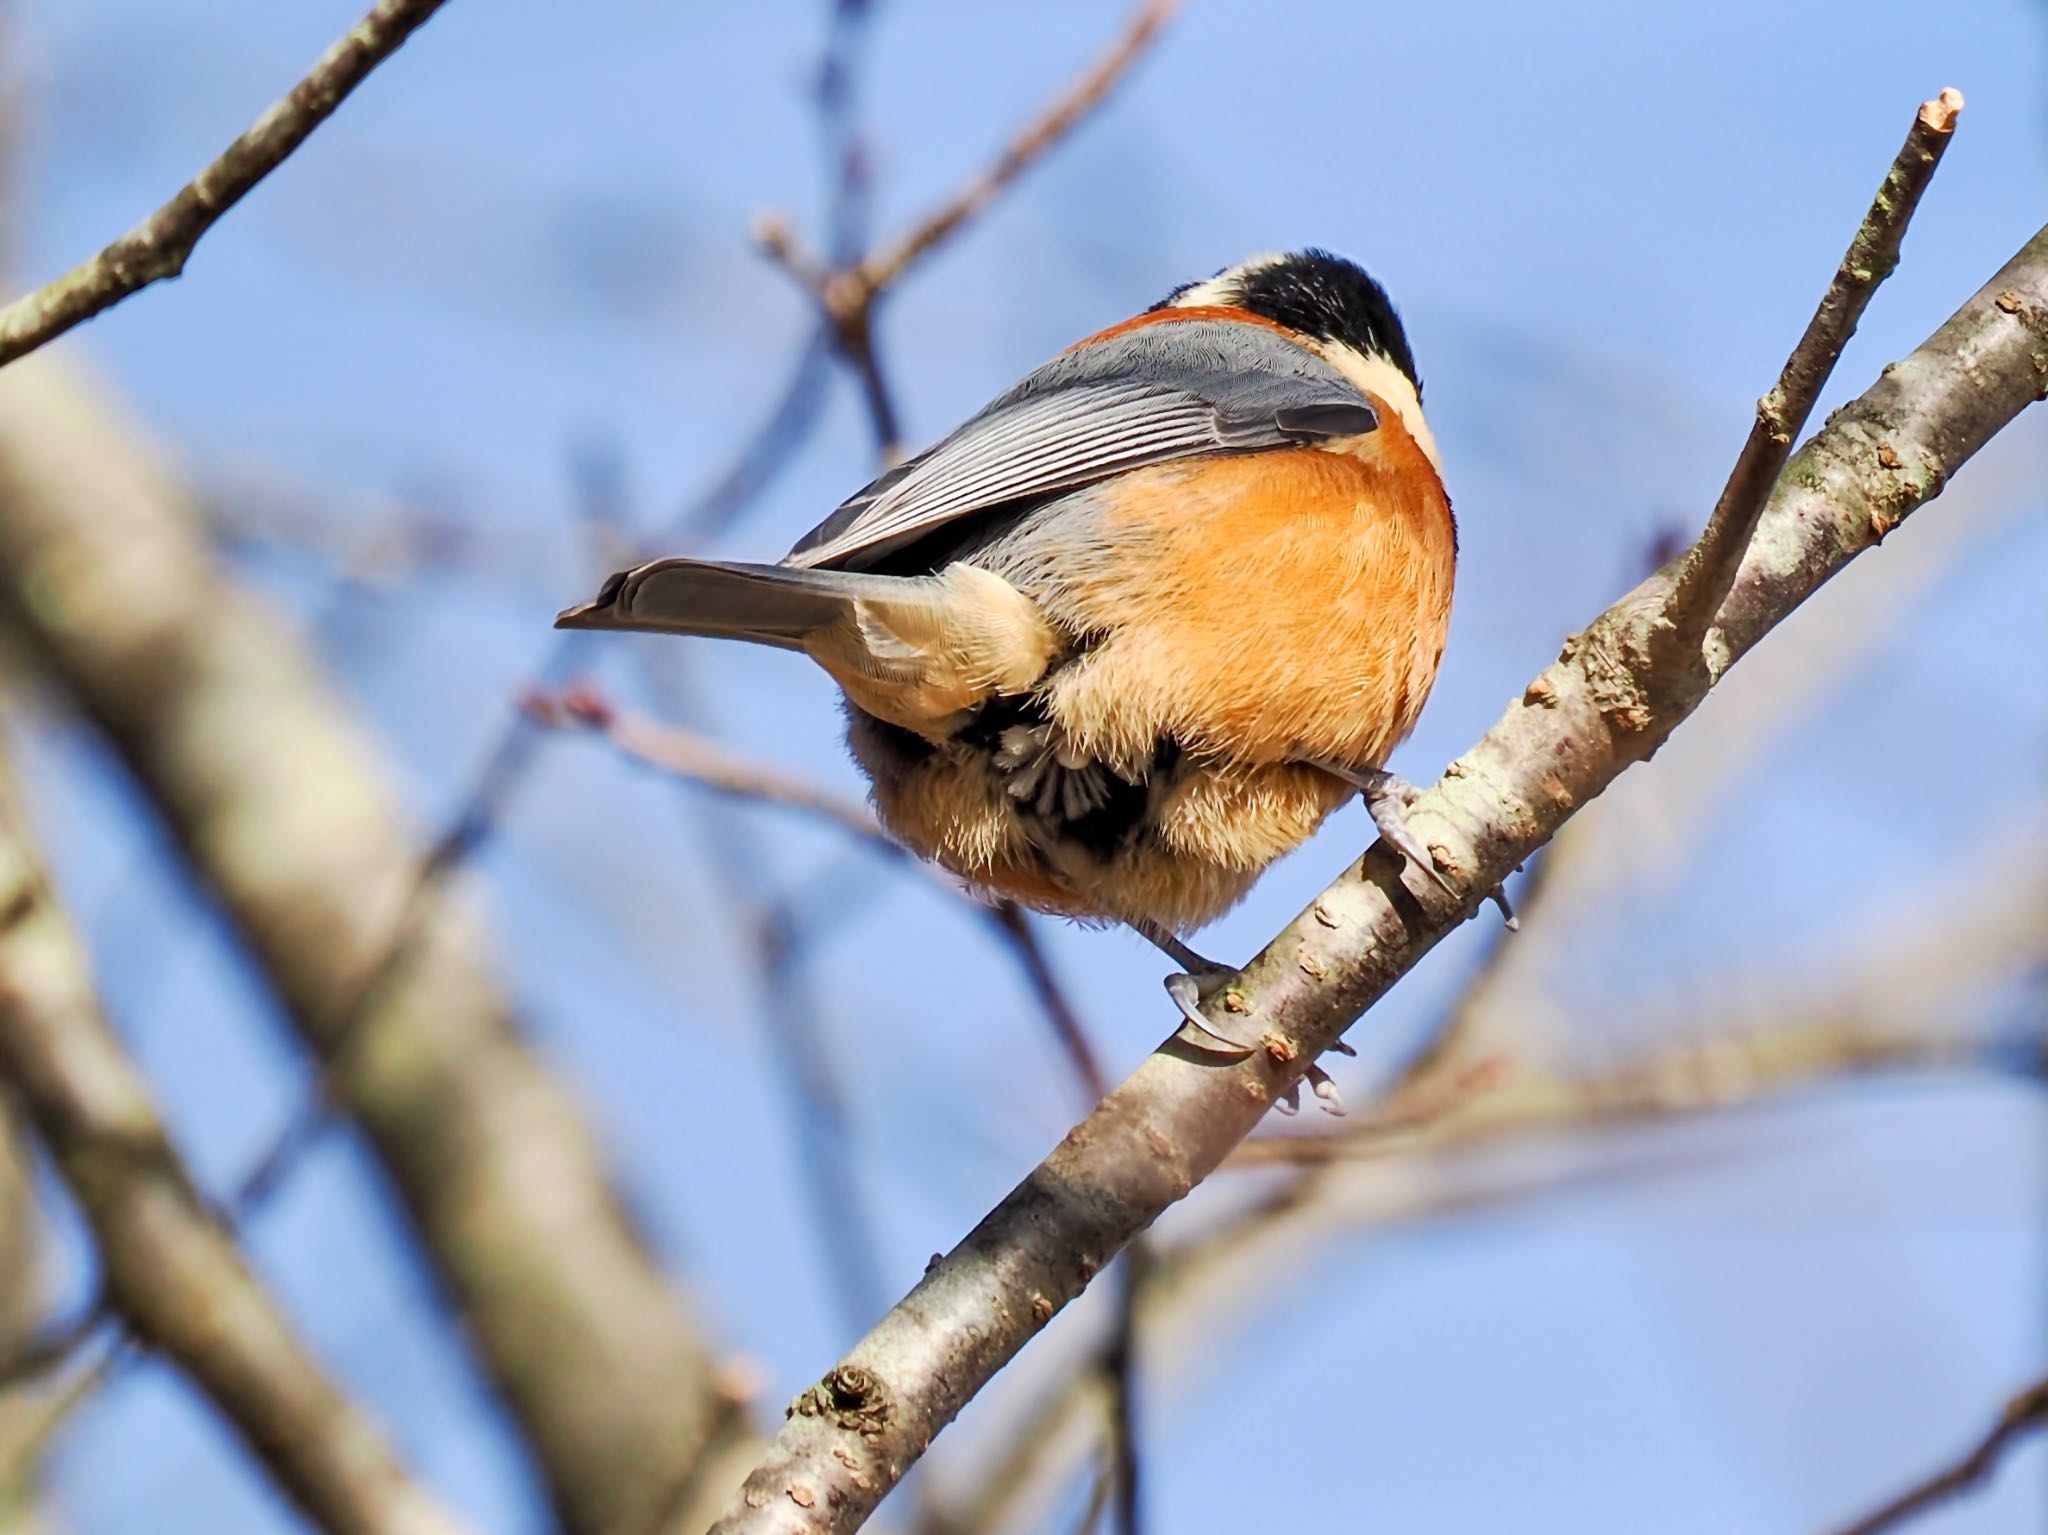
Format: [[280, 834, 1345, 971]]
[[1574, 590, 1700, 754], [791, 1364, 894, 1438]]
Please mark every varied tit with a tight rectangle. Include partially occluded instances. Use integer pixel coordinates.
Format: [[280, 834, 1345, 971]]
[[560, 249, 1456, 1071]]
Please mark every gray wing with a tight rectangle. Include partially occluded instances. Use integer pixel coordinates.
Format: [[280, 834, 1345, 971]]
[[785, 317, 1379, 572]]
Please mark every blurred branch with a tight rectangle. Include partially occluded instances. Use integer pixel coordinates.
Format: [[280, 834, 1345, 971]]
[[0, 360, 749, 1535], [0, 766, 471, 1535], [0, 1341, 121, 1527], [1829, 1376, 2048, 1535], [528, 683, 892, 854], [526, 683, 1109, 1100], [0, 1096, 55, 1535], [1661, 87, 1962, 659], [756, 0, 1183, 459], [0, 0, 452, 368], [670, 333, 834, 548], [0, 1304, 104, 1395], [985, 901, 1106, 1104], [847, 0, 1179, 297], [708, 212, 2048, 1533], [931, 998, 2033, 1535]]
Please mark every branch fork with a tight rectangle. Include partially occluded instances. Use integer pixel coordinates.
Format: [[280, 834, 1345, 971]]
[[707, 91, 2048, 1534]]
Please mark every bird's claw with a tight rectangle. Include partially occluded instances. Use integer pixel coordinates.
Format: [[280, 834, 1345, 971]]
[[1356, 769, 1457, 897], [1316, 764, 1518, 930], [1274, 1062, 1346, 1117], [1488, 882, 1518, 930], [1163, 967, 1265, 1052]]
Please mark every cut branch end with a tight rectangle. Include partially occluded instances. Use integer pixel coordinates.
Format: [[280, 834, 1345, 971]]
[[1919, 86, 1965, 134]]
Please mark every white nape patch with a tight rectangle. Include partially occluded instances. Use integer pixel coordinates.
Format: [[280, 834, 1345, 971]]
[[1320, 341, 1443, 478], [1167, 251, 1287, 310]]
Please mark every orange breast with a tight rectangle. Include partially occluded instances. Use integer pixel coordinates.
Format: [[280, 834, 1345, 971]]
[[1040, 408, 1455, 776]]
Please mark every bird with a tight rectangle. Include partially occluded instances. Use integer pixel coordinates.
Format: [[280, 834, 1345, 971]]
[[559, 249, 1457, 1097]]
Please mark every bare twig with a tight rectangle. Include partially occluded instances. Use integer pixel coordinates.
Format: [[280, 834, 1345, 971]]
[[1829, 1376, 2048, 1535], [1103, 1250, 1149, 1535], [528, 685, 1116, 1110], [0, 1338, 124, 1519], [0, 0, 451, 368], [1662, 87, 1963, 657], [672, 333, 835, 547], [706, 219, 2048, 1535], [528, 684, 893, 854], [0, 1301, 107, 1392], [985, 901, 1108, 1103], [930, 1000, 2032, 1535], [0, 772, 472, 1535], [855, 0, 1180, 296], [616, 639, 893, 1345], [756, 0, 1182, 459]]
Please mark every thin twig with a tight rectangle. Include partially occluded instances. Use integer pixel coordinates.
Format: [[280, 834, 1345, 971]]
[[985, 901, 1108, 1103], [756, 0, 1182, 460], [228, 651, 565, 1213], [528, 685, 1120, 1115], [0, 1295, 108, 1391], [0, 0, 451, 368], [1828, 1376, 2048, 1535], [616, 636, 893, 1344], [705, 218, 2048, 1535], [1662, 87, 1963, 658], [855, 0, 1181, 295], [527, 684, 894, 855], [671, 333, 835, 547], [928, 1004, 2034, 1535], [1103, 1248, 1149, 1535]]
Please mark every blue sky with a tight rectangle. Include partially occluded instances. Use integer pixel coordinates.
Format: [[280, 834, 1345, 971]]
[[5, 2, 2045, 1532]]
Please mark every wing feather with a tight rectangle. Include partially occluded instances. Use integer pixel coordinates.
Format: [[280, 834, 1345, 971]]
[[786, 318, 1378, 572]]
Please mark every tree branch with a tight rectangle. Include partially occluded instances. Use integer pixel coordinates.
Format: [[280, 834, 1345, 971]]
[[707, 220, 2048, 1535], [527, 684, 896, 855], [756, 0, 1182, 460], [1829, 1375, 2048, 1535], [0, 769, 472, 1535], [853, 0, 1180, 297], [0, 359, 748, 1535], [1661, 87, 1963, 657], [0, 0, 451, 369], [923, 1001, 2028, 1535]]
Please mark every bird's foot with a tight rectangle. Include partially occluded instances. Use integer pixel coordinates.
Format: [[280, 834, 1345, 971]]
[[1161, 964, 1263, 1051], [1318, 764, 1517, 929], [1352, 768, 1456, 895], [1273, 1050, 1354, 1117], [1137, 922, 1263, 1052], [1136, 922, 1355, 1113]]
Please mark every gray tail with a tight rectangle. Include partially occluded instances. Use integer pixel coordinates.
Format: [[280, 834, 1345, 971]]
[[555, 557, 881, 650]]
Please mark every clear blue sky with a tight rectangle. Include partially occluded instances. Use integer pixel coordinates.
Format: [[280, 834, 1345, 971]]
[[7, 2, 2045, 1532]]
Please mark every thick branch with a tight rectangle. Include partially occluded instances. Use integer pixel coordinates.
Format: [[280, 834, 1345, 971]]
[[0, 0, 450, 368], [1663, 87, 1963, 654], [0, 361, 746, 1535], [0, 779, 470, 1535], [709, 225, 2048, 1535]]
